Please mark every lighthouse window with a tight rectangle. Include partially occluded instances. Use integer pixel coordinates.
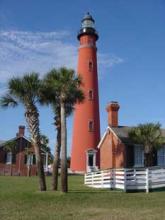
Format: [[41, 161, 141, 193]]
[[88, 121, 94, 132], [88, 90, 93, 100], [82, 20, 94, 28], [88, 61, 93, 72]]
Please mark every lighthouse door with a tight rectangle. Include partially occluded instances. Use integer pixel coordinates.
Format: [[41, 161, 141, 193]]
[[86, 149, 97, 172], [88, 154, 93, 166]]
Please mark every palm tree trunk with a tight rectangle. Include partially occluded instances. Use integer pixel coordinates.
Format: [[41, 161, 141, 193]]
[[25, 108, 46, 191], [35, 145, 46, 191], [144, 153, 149, 167], [60, 101, 68, 193], [144, 144, 153, 167], [52, 126, 61, 190], [148, 151, 154, 167]]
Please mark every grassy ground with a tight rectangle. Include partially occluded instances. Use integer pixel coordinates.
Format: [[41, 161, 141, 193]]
[[0, 175, 165, 220]]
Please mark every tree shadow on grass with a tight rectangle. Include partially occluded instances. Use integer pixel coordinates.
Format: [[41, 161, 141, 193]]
[[68, 189, 122, 193]]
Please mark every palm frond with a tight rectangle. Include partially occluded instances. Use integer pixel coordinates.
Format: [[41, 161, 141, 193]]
[[0, 94, 18, 108], [7, 73, 42, 105], [128, 122, 164, 150], [8, 77, 25, 98]]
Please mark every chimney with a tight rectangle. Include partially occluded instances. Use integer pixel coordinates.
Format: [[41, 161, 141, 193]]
[[106, 101, 120, 127], [17, 125, 25, 137]]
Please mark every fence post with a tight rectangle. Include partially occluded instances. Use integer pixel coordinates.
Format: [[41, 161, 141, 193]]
[[101, 171, 104, 188], [146, 168, 149, 193], [92, 172, 94, 186], [112, 169, 115, 189], [123, 169, 127, 192], [84, 173, 86, 185], [110, 169, 113, 189], [134, 169, 136, 182]]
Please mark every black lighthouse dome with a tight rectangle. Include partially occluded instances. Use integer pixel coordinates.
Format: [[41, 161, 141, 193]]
[[77, 12, 99, 40]]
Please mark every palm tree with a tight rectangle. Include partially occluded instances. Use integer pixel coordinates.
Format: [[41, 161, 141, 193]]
[[50, 104, 73, 191], [40, 68, 84, 192], [39, 72, 62, 190], [129, 123, 165, 167], [0, 73, 46, 191]]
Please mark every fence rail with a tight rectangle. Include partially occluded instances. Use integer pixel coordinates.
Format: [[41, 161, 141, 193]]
[[84, 167, 165, 193]]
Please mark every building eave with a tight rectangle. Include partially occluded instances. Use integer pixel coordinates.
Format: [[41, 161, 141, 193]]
[[0, 136, 31, 148], [97, 126, 122, 149], [97, 129, 108, 149]]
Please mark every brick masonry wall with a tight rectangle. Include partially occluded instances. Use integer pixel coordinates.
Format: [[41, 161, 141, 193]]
[[100, 130, 126, 169], [0, 137, 38, 176]]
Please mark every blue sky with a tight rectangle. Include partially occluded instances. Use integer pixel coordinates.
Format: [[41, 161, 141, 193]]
[[0, 0, 165, 154]]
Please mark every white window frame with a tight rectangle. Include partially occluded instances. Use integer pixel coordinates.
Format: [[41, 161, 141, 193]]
[[6, 152, 12, 164], [157, 146, 165, 167], [27, 154, 33, 165], [134, 145, 144, 167]]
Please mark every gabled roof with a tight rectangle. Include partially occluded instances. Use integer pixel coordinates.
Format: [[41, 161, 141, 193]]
[[0, 136, 52, 156], [97, 126, 165, 148], [111, 126, 133, 144], [0, 136, 31, 148], [97, 126, 121, 149]]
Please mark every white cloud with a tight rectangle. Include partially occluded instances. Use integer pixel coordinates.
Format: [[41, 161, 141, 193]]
[[98, 53, 124, 68], [0, 31, 77, 82], [0, 30, 124, 84]]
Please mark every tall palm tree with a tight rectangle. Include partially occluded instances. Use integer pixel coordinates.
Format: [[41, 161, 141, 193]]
[[129, 123, 165, 167], [40, 68, 84, 192], [0, 73, 46, 191]]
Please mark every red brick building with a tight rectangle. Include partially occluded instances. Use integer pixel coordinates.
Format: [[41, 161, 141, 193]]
[[0, 126, 49, 176], [97, 101, 165, 170]]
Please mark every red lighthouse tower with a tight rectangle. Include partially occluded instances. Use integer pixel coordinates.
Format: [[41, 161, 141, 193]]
[[71, 13, 100, 173]]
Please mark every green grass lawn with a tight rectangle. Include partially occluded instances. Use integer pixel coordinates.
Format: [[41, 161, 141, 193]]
[[0, 175, 165, 220]]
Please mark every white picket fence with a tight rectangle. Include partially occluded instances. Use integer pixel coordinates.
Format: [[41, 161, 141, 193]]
[[84, 167, 165, 193]]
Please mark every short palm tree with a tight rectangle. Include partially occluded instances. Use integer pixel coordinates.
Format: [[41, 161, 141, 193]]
[[129, 123, 165, 167], [40, 81, 74, 190], [52, 103, 73, 191], [0, 73, 46, 191], [40, 67, 84, 192]]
